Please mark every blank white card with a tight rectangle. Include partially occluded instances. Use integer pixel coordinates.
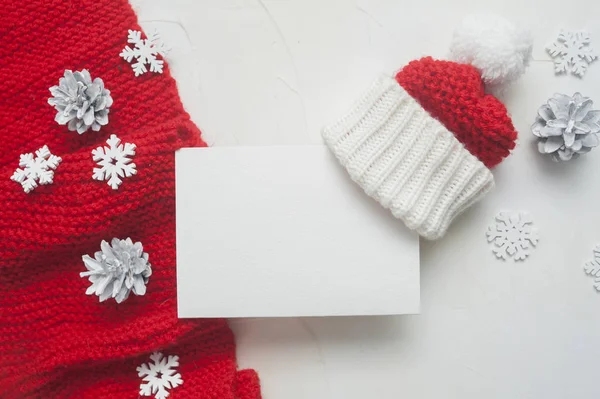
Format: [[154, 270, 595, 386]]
[[176, 146, 420, 318]]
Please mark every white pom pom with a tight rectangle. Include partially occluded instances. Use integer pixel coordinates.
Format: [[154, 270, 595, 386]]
[[449, 14, 533, 88]]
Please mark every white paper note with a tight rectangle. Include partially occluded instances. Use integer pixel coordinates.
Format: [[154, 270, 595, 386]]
[[176, 146, 420, 318]]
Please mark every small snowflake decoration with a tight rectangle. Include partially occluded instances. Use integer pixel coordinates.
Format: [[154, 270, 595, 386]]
[[138, 352, 183, 399], [92, 134, 137, 190], [546, 30, 598, 77], [11, 146, 62, 193], [486, 212, 539, 261], [120, 29, 169, 76], [584, 245, 600, 292]]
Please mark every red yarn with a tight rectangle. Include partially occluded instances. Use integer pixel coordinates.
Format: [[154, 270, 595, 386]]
[[395, 57, 517, 168], [0, 0, 260, 397]]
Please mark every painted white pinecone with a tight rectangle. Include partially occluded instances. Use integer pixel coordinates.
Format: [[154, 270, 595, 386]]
[[532, 93, 600, 161], [81, 238, 152, 303], [48, 69, 113, 134]]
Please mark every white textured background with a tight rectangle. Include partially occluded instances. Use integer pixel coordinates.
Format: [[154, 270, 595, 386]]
[[131, 1, 600, 397]]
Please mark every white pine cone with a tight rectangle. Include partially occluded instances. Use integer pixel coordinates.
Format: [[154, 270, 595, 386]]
[[48, 69, 113, 134], [81, 238, 152, 303], [532, 93, 600, 161]]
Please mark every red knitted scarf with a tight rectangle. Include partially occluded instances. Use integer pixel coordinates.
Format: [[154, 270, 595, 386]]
[[0, 0, 260, 397]]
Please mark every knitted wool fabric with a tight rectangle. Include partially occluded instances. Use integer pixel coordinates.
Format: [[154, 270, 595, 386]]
[[0, 1, 260, 398], [323, 58, 517, 240], [396, 57, 517, 168]]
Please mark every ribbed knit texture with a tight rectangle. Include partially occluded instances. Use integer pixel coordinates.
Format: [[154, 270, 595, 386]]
[[0, 1, 260, 398], [395, 57, 517, 168], [323, 75, 494, 240]]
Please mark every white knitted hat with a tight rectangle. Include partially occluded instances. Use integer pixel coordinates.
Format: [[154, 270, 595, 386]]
[[322, 16, 533, 240], [322, 75, 494, 240]]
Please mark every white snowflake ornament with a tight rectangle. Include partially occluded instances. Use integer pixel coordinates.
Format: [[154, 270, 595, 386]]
[[120, 29, 169, 76], [11, 145, 62, 193], [138, 352, 183, 399], [486, 212, 539, 261], [546, 30, 598, 77], [92, 134, 137, 190], [584, 245, 600, 292]]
